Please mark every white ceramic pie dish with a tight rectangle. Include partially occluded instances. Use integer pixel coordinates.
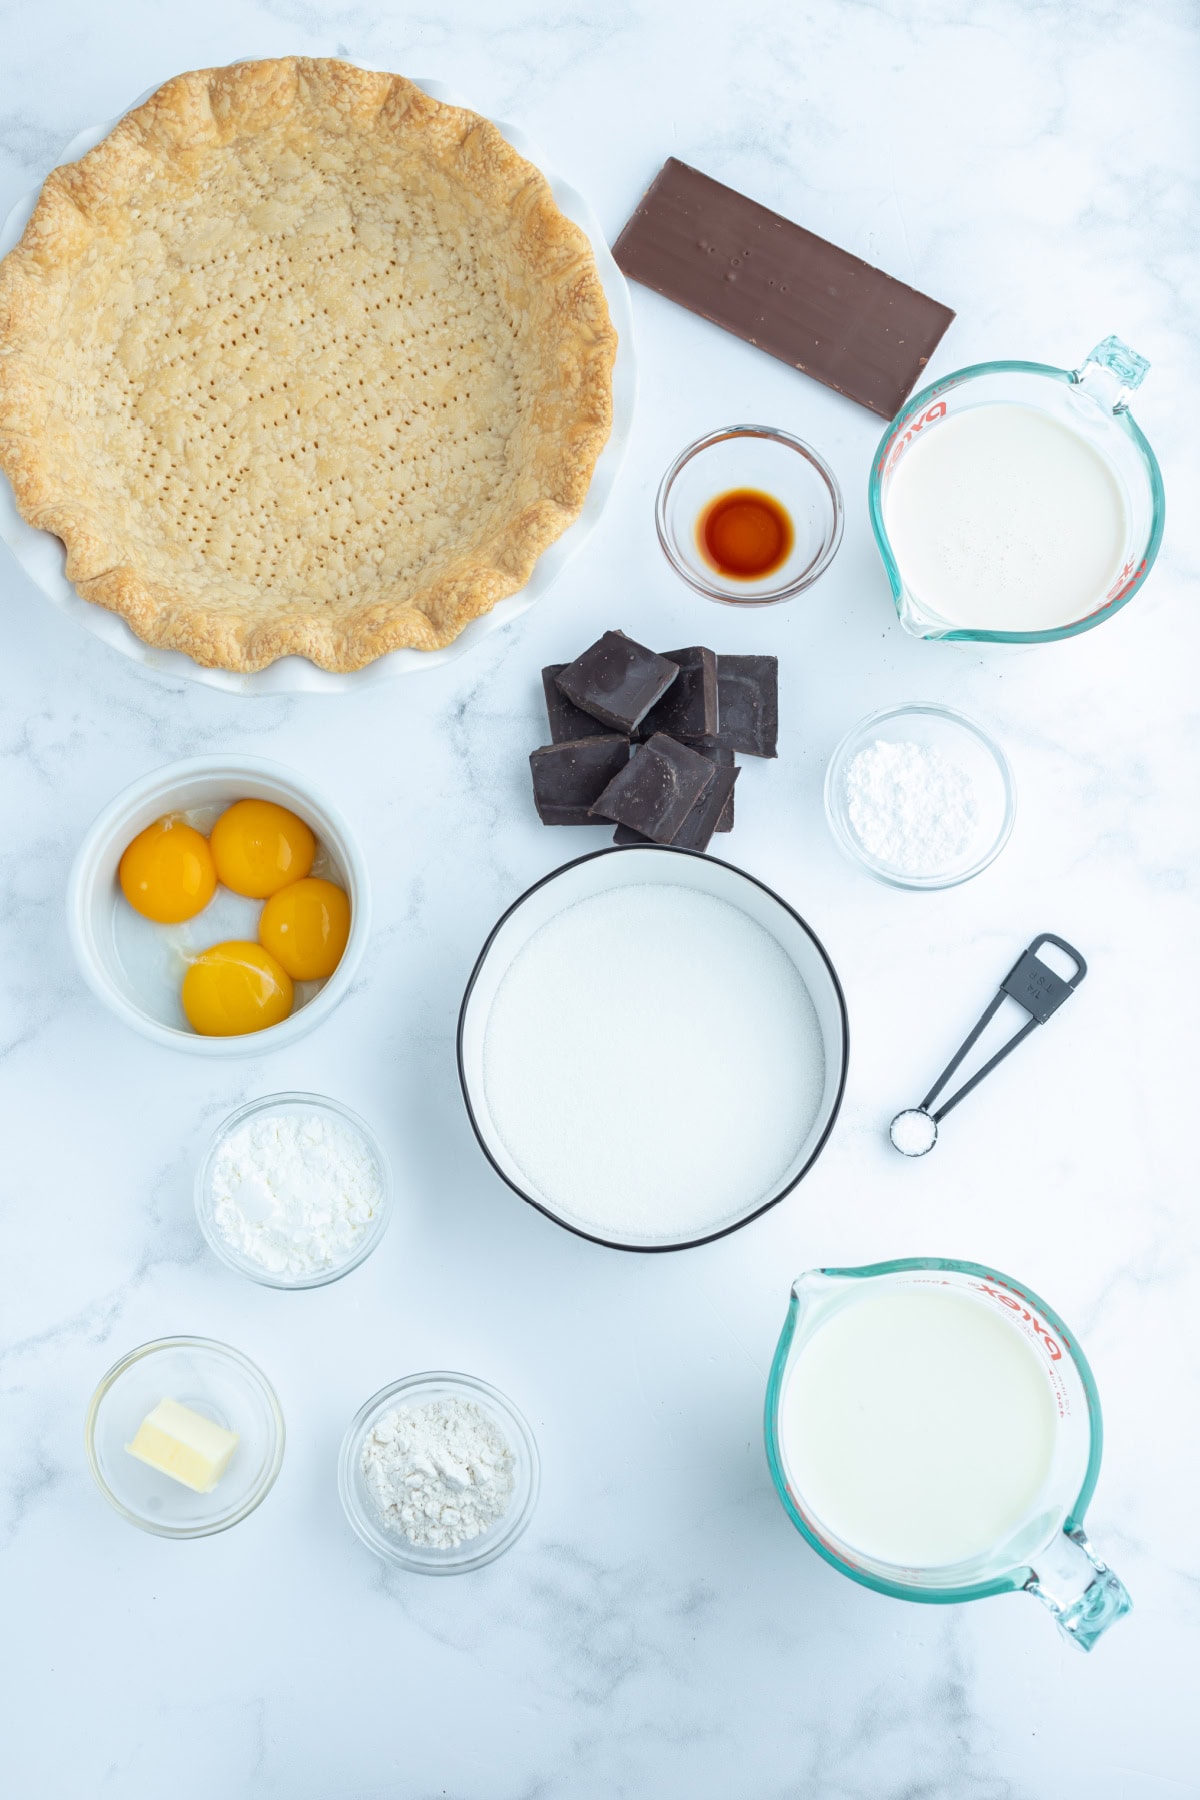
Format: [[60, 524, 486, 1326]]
[[67, 755, 370, 1055], [0, 65, 636, 695]]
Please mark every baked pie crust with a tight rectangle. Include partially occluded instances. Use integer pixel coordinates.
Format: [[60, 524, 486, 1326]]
[[0, 59, 617, 671]]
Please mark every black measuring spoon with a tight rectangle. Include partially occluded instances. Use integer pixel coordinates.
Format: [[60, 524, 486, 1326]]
[[890, 934, 1088, 1157]]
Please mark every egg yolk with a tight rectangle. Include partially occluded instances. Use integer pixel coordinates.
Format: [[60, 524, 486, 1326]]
[[210, 800, 315, 899], [119, 817, 217, 924], [258, 878, 351, 981], [181, 941, 294, 1037]]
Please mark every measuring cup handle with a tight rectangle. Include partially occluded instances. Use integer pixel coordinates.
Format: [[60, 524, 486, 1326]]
[[1024, 1524, 1132, 1651], [1074, 336, 1151, 413]]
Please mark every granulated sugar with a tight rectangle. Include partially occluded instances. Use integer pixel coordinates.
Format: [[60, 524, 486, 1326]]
[[482, 884, 826, 1242]]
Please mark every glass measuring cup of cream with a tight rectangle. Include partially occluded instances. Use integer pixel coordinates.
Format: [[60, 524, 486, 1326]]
[[765, 1259, 1131, 1651], [869, 337, 1164, 643]]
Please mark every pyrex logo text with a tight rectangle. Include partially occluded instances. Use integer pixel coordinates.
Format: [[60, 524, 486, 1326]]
[[879, 400, 947, 478], [973, 1282, 1064, 1361]]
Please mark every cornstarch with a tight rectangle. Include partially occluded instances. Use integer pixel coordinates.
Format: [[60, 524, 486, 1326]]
[[210, 1109, 383, 1278], [845, 739, 977, 874]]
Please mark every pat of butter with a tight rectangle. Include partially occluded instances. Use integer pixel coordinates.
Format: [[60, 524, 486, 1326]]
[[126, 1397, 238, 1493]]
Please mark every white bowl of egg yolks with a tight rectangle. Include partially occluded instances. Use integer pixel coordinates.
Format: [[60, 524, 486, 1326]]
[[67, 756, 370, 1055]]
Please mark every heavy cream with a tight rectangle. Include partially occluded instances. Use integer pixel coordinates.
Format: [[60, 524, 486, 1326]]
[[779, 1285, 1059, 1568], [884, 402, 1128, 632]]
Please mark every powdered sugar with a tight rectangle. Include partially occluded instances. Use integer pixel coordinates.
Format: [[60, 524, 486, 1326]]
[[209, 1106, 384, 1279], [361, 1398, 515, 1548], [845, 739, 978, 875]]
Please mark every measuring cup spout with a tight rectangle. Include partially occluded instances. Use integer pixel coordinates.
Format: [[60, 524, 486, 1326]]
[[1024, 1525, 1132, 1651], [788, 1268, 852, 1327], [791, 1269, 836, 1306]]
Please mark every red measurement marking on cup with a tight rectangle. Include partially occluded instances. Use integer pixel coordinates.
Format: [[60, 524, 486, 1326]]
[[878, 400, 948, 480], [1105, 556, 1146, 603], [971, 1280, 1065, 1361]]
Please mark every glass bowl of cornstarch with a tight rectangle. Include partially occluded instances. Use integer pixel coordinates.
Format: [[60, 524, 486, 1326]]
[[195, 1092, 392, 1289], [824, 703, 1016, 889]]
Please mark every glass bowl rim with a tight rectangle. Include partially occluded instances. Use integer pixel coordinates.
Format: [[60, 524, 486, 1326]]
[[338, 1370, 541, 1574], [194, 1090, 393, 1290], [84, 1334, 285, 1538], [655, 423, 845, 604], [823, 702, 1016, 890]]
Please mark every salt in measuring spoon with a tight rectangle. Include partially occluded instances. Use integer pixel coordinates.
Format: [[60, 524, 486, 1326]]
[[890, 934, 1087, 1157]]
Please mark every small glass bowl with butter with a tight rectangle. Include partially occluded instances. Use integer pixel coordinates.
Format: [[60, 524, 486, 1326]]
[[85, 1337, 284, 1537]]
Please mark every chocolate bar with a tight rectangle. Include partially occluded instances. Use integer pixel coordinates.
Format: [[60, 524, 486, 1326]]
[[541, 665, 613, 743], [635, 646, 719, 742], [529, 736, 631, 825], [715, 656, 778, 758], [555, 631, 678, 734], [613, 158, 955, 419], [614, 761, 739, 854], [590, 733, 714, 844]]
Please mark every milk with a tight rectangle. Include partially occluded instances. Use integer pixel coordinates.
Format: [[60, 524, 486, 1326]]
[[884, 403, 1128, 632], [779, 1285, 1059, 1568]]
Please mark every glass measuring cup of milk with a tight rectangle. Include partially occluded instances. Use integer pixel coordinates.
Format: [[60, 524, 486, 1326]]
[[765, 1258, 1131, 1650], [869, 337, 1164, 643]]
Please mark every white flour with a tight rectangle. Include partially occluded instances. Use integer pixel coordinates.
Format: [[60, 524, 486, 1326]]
[[482, 884, 826, 1242], [845, 739, 977, 874], [361, 1399, 515, 1548], [209, 1109, 383, 1278]]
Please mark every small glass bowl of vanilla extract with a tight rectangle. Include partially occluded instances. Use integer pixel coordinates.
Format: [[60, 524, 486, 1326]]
[[656, 425, 844, 604]]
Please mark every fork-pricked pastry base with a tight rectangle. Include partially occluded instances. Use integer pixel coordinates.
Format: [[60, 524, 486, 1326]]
[[0, 59, 616, 671]]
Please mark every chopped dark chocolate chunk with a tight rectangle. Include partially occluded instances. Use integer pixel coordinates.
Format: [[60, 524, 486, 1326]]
[[555, 630, 678, 733], [530, 736, 632, 825], [715, 655, 778, 758], [635, 646, 719, 742], [541, 665, 615, 743], [696, 742, 736, 830], [613, 761, 739, 854], [590, 732, 715, 844], [613, 158, 955, 419]]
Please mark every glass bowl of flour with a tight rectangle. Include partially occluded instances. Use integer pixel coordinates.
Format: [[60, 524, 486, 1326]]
[[195, 1092, 392, 1288], [339, 1372, 540, 1573], [824, 703, 1016, 890]]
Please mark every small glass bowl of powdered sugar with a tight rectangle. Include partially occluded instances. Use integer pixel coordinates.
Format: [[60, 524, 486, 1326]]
[[195, 1092, 392, 1289], [339, 1372, 540, 1573], [824, 703, 1016, 890]]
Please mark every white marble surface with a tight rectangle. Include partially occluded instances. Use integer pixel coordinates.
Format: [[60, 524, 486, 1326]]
[[1, 3, 1197, 1795]]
